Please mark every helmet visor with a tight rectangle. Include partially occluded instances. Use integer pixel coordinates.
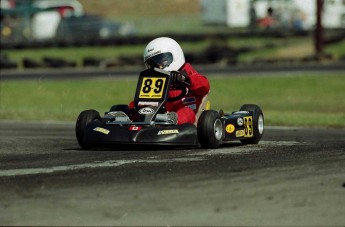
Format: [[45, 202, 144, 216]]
[[145, 53, 173, 69]]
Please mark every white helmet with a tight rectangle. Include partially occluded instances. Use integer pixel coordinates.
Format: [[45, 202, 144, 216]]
[[143, 37, 185, 71]]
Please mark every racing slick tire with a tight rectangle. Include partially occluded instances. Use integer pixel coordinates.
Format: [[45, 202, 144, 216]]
[[239, 104, 264, 145], [197, 110, 223, 149], [76, 109, 101, 149]]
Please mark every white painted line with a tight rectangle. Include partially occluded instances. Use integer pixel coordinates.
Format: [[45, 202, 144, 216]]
[[0, 157, 205, 177], [0, 140, 300, 178]]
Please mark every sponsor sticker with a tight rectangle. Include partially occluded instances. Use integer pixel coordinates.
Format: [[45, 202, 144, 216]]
[[225, 124, 235, 133], [138, 107, 154, 115], [233, 111, 250, 114], [237, 117, 244, 126], [144, 51, 161, 61], [138, 101, 159, 106], [93, 127, 110, 135], [157, 129, 179, 135], [236, 130, 245, 137], [129, 126, 142, 131]]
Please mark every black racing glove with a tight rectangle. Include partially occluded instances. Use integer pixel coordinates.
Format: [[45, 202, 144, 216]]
[[170, 71, 191, 87]]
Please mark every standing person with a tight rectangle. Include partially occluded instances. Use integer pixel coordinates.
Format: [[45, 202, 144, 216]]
[[129, 37, 210, 125]]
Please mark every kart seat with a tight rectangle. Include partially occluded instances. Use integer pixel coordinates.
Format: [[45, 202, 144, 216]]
[[194, 93, 210, 126]]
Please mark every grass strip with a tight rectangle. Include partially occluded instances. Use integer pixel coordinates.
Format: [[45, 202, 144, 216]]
[[0, 73, 344, 127]]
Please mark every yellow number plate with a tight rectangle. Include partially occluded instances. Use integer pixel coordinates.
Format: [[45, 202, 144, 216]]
[[139, 77, 166, 99], [244, 116, 253, 137]]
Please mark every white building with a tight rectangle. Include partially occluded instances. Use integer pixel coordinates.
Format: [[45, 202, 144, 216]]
[[201, 0, 345, 30]]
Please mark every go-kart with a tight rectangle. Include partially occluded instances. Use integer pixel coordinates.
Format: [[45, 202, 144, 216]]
[[75, 68, 264, 149]]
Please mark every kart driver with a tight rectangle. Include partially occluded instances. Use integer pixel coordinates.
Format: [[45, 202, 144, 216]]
[[129, 37, 210, 125]]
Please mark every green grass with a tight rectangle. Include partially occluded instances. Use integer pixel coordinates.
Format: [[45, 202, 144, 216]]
[[209, 73, 345, 127], [325, 40, 345, 59], [1, 73, 344, 127]]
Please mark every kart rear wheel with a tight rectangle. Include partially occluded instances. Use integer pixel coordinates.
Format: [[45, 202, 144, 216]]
[[75, 109, 101, 149], [197, 110, 223, 149], [240, 104, 264, 145]]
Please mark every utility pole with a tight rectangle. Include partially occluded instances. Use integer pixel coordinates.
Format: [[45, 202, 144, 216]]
[[315, 0, 324, 58]]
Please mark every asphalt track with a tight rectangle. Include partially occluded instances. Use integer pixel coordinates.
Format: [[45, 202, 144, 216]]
[[0, 120, 344, 226]]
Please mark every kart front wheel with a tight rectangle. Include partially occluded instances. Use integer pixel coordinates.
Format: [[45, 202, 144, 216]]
[[197, 110, 223, 149], [75, 109, 101, 149], [240, 104, 264, 145]]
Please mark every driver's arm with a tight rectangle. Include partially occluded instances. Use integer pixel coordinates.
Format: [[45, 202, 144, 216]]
[[182, 63, 210, 96]]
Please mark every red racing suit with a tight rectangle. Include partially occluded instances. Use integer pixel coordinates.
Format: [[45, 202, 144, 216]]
[[129, 63, 210, 124], [165, 63, 210, 124]]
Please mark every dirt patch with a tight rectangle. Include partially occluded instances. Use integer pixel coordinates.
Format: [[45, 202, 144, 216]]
[[275, 41, 314, 58]]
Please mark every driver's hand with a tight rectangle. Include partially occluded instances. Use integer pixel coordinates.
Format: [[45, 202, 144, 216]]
[[171, 71, 190, 86]]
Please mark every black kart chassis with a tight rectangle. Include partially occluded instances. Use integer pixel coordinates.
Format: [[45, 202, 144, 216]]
[[81, 111, 253, 147], [83, 120, 198, 146]]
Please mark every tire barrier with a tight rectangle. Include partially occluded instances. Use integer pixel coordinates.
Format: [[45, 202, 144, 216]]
[[22, 57, 77, 69], [0, 54, 17, 69], [0, 30, 306, 50], [1, 30, 344, 70]]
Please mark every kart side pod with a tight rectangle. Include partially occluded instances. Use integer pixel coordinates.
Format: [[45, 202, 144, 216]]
[[196, 104, 264, 148]]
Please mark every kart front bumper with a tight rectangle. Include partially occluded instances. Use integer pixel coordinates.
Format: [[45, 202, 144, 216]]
[[83, 121, 199, 146]]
